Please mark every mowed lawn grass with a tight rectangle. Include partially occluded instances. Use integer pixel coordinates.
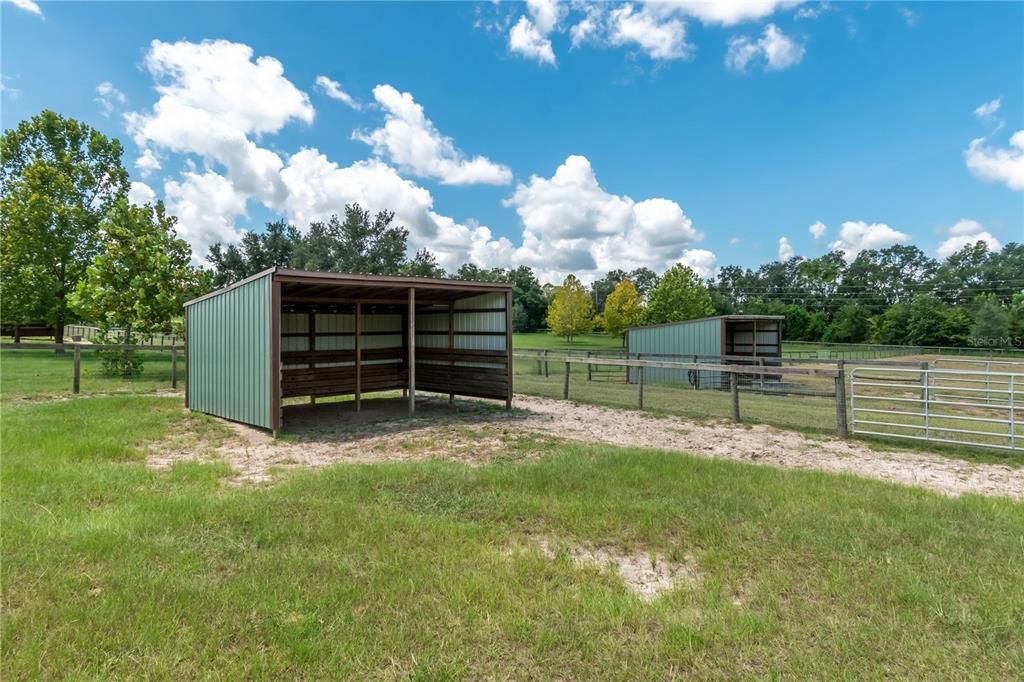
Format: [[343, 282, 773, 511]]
[[513, 331, 624, 351], [3, 389, 1024, 678]]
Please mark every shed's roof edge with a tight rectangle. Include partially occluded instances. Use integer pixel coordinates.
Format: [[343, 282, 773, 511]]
[[184, 267, 278, 308], [184, 266, 513, 308], [625, 314, 785, 333]]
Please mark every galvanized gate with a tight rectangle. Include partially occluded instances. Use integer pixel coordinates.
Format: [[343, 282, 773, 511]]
[[850, 367, 1022, 451]]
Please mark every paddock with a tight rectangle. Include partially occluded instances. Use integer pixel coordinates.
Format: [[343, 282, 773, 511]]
[[184, 268, 513, 434]]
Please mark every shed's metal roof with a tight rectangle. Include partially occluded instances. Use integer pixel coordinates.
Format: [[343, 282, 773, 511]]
[[626, 314, 784, 333], [185, 267, 512, 308]]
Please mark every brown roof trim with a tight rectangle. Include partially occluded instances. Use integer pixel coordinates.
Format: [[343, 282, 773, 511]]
[[625, 314, 785, 333], [272, 268, 513, 291], [184, 267, 513, 308]]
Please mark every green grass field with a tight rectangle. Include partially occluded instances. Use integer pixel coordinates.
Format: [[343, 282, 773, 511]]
[[3, 350, 1024, 678], [0, 348, 183, 401], [513, 332, 625, 350]]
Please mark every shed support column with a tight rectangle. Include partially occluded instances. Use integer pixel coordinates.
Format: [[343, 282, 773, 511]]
[[505, 290, 513, 410], [448, 301, 455, 404], [355, 301, 362, 412], [408, 287, 416, 414], [308, 310, 316, 405]]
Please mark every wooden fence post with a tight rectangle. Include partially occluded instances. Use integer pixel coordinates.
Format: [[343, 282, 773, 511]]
[[587, 351, 592, 382], [72, 344, 81, 394], [638, 365, 645, 410], [171, 347, 178, 389], [563, 361, 570, 400], [729, 371, 740, 422], [835, 359, 848, 438], [544, 350, 549, 378]]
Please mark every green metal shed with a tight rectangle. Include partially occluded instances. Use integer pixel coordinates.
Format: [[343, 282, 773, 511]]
[[625, 315, 784, 388], [185, 267, 514, 434]]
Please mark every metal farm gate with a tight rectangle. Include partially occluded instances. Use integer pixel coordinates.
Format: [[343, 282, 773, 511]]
[[850, 366, 1023, 451]]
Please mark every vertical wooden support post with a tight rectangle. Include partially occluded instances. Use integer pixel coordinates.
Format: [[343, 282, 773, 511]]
[[308, 310, 316, 405], [72, 344, 81, 394], [408, 287, 416, 415], [587, 351, 592, 382], [171, 347, 177, 389], [544, 349, 549, 378], [638, 365, 645, 410], [835, 359, 848, 438], [563, 361, 570, 400], [448, 300, 455, 404], [730, 371, 740, 422], [505, 290, 513, 410], [355, 302, 362, 412]]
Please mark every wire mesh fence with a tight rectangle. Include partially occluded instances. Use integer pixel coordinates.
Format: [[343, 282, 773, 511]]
[[513, 351, 850, 437]]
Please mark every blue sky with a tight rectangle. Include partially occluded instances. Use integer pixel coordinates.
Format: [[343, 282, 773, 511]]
[[2, 0, 1022, 283]]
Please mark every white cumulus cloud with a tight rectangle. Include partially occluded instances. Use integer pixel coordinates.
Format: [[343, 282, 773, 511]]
[[94, 82, 127, 117], [778, 236, 795, 260], [974, 98, 1001, 119], [671, 0, 803, 26], [504, 155, 702, 282], [606, 3, 694, 60], [964, 130, 1024, 191], [315, 75, 361, 110], [936, 219, 1002, 259], [163, 170, 249, 260], [4, 0, 42, 16], [135, 148, 161, 176], [680, 248, 717, 278], [508, 0, 565, 65], [808, 220, 827, 239], [353, 84, 512, 185], [726, 23, 805, 72], [127, 181, 157, 207], [124, 39, 314, 205], [829, 221, 911, 261]]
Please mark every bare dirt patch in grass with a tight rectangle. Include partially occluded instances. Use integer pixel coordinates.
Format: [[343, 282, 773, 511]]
[[532, 538, 701, 601], [147, 398, 555, 483], [511, 395, 1024, 500], [148, 394, 1023, 498]]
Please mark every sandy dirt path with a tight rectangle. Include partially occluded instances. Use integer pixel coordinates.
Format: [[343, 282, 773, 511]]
[[148, 394, 1024, 500]]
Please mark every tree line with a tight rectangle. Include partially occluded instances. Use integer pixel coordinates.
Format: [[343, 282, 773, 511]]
[[3, 110, 1021, 362]]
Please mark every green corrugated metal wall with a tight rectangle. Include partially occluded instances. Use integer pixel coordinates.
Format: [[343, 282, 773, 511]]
[[627, 318, 722, 387], [186, 273, 272, 429]]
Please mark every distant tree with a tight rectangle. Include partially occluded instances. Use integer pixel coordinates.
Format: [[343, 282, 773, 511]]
[[906, 295, 954, 346], [69, 198, 195, 375], [316, 205, 408, 275], [401, 249, 446, 278], [869, 303, 911, 345], [628, 267, 660, 300], [546, 274, 594, 343], [454, 263, 507, 282], [590, 269, 627, 312], [781, 304, 813, 341], [823, 303, 871, 343], [0, 110, 129, 349], [644, 263, 714, 325], [207, 220, 300, 287], [603, 279, 644, 343], [507, 266, 547, 331]]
